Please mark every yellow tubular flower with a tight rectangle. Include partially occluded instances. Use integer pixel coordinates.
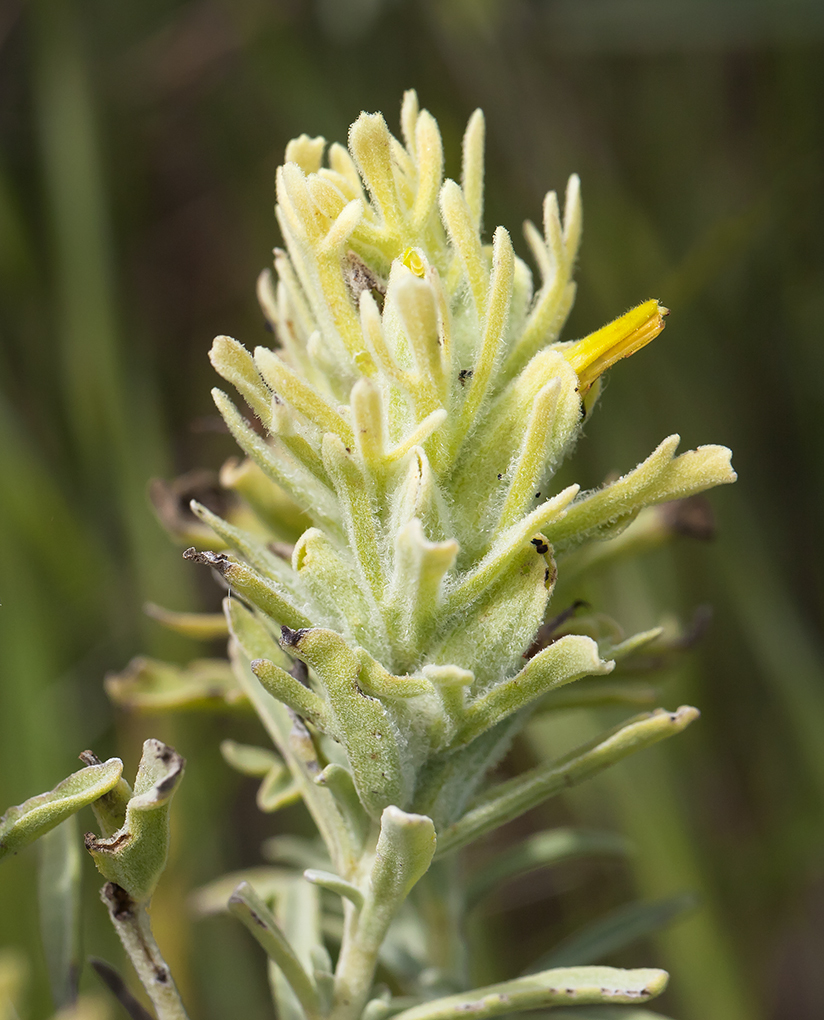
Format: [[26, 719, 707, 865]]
[[401, 246, 426, 277], [564, 299, 669, 394]]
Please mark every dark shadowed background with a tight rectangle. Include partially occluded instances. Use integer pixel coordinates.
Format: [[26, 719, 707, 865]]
[[1, 1, 823, 1017]]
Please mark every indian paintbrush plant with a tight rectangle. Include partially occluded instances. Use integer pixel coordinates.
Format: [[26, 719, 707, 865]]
[[0, 92, 735, 1020]]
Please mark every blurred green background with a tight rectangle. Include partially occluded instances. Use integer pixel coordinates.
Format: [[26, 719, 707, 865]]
[[1, 1, 823, 1017]]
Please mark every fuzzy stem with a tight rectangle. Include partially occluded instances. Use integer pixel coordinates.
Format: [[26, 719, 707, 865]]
[[100, 882, 190, 1020], [329, 900, 376, 1020], [329, 841, 382, 1020]]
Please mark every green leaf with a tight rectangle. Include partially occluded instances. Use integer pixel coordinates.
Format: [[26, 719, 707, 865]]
[[220, 456, 311, 543], [86, 740, 184, 903], [370, 806, 437, 906], [219, 740, 300, 813], [79, 751, 133, 839], [536, 679, 659, 713], [527, 893, 697, 971], [211, 388, 340, 536], [546, 437, 735, 554], [279, 627, 406, 816], [229, 881, 321, 1020], [293, 527, 383, 651], [257, 769, 302, 814], [384, 518, 457, 662], [436, 707, 699, 855], [38, 816, 82, 1009], [429, 536, 552, 695], [220, 740, 281, 778], [313, 764, 370, 850], [143, 603, 229, 640], [303, 868, 364, 909], [389, 966, 668, 1020], [250, 657, 333, 733], [0, 758, 123, 863], [189, 867, 294, 917], [224, 597, 291, 669], [105, 656, 247, 712], [273, 876, 325, 1020], [183, 547, 312, 631], [321, 434, 385, 604], [189, 500, 304, 597], [600, 628, 664, 661], [547, 1009, 672, 1020], [466, 828, 630, 908], [454, 634, 613, 747]]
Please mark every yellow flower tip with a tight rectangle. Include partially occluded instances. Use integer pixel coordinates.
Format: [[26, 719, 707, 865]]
[[564, 299, 668, 394], [401, 246, 426, 277]]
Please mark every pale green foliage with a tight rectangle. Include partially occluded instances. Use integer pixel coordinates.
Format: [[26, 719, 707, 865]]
[[387, 966, 669, 1020], [200, 90, 734, 838], [0, 759, 122, 862], [0, 91, 736, 1020], [86, 740, 184, 904]]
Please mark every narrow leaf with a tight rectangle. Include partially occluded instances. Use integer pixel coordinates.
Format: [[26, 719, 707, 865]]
[[220, 740, 281, 778], [389, 966, 668, 1020], [549, 1009, 672, 1020], [0, 758, 123, 862], [251, 657, 332, 733], [303, 869, 364, 909], [144, 603, 229, 640], [437, 707, 699, 855], [257, 770, 302, 814], [279, 627, 405, 816], [528, 894, 697, 971], [86, 740, 185, 903], [228, 881, 320, 1020], [466, 828, 630, 908], [38, 816, 82, 1008], [455, 634, 612, 746], [189, 867, 293, 917], [183, 548, 312, 631], [105, 656, 246, 712]]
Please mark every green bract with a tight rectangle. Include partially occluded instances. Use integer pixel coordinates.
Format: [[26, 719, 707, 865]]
[[1, 91, 736, 1020], [85, 739, 185, 904], [195, 90, 734, 840]]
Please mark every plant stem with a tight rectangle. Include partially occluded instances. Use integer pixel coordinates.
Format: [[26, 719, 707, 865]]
[[329, 831, 386, 1020], [329, 900, 376, 1020], [100, 882, 190, 1020]]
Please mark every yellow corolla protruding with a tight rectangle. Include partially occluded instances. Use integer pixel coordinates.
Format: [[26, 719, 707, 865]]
[[564, 299, 669, 394], [401, 246, 426, 277]]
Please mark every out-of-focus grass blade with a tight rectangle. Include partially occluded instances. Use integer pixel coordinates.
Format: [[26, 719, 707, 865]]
[[28, 0, 192, 633], [0, 397, 111, 623], [38, 816, 82, 1009], [466, 828, 630, 909], [0, 949, 28, 1020], [525, 893, 696, 972], [720, 499, 824, 808], [595, 722, 757, 1020]]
